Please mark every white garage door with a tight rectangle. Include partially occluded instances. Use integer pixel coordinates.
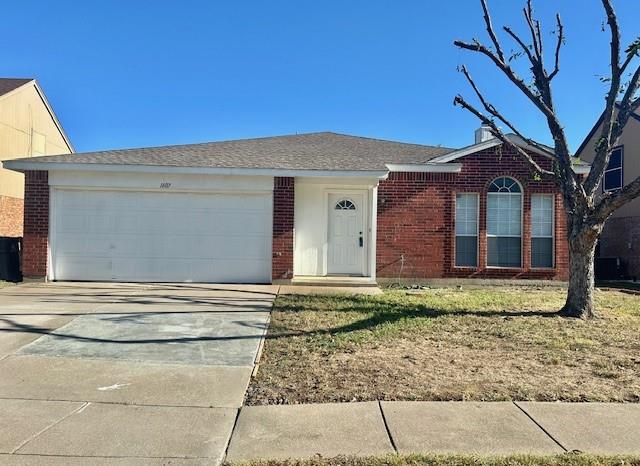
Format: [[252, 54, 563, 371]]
[[51, 189, 272, 283]]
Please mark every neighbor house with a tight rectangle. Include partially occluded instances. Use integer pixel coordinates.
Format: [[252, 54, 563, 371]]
[[3, 130, 588, 284], [0, 78, 73, 237], [576, 105, 640, 280]]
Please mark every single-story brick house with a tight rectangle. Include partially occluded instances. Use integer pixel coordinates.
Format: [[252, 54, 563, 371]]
[[2, 130, 589, 284]]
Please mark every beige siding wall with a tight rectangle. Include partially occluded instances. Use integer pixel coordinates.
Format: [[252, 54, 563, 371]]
[[0, 83, 72, 198], [579, 113, 640, 218]]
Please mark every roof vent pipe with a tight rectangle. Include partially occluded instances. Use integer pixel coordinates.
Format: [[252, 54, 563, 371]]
[[474, 124, 494, 144]]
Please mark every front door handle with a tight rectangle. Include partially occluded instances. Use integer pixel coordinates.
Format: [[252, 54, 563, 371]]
[[359, 232, 363, 247]]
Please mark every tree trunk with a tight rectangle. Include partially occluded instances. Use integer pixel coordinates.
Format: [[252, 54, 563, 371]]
[[561, 231, 598, 319]]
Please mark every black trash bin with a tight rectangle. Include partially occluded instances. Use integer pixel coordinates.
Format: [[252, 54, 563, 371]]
[[0, 237, 22, 282]]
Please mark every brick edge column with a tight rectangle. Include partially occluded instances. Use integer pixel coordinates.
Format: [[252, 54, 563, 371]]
[[272, 177, 294, 281], [22, 170, 49, 279]]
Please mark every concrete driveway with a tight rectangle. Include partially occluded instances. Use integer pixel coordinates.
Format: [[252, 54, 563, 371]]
[[0, 282, 277, 464]]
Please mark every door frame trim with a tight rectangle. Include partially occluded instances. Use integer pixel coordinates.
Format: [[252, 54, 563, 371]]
[[323, 189, 369, 277]]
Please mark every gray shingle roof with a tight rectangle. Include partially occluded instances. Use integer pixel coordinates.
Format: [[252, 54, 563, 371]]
[[0, 78, 33, 97], [14, 132, 455, 171]]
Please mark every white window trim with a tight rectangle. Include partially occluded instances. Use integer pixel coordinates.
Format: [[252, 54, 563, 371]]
[[486, 178, 524, 269], [531, 193, 555, 269], [454, 192, 479, 268]]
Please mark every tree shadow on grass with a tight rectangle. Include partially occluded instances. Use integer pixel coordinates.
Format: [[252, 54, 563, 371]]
[[267, 294, 563, 340]]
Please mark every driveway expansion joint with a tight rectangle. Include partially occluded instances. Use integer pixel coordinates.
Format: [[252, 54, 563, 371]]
[[378, 400, 398, 453], [513, 401, 568, 452], [223, 406, 243, 463]]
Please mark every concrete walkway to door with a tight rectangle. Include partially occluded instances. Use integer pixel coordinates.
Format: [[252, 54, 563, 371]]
[[0, 282, 277, 465]]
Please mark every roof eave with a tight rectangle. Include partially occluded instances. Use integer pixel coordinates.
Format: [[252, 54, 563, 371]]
[[1, 160, 389, 179], [32, 81, 75, 153], [386, 163, 462, 173], [429, 135, 558, 164]]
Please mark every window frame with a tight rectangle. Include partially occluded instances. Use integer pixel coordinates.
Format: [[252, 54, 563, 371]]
[[530, 193, 555, 269], [454, 192, 480, 268], [334, 199, 357, 210], [602, 146, 624, 193], [486, 177, 524, 269]]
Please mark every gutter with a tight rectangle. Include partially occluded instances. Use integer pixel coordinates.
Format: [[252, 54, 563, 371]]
[[386, 163, 462, 173], [1, 160, 390, 179]]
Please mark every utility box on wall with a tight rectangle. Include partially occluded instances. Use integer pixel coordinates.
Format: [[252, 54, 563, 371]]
[[0, 237, 22, 282]]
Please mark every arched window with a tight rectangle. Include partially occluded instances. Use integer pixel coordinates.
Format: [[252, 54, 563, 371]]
[[487, 177, 522, 267], [488, 177, 521, 193], [335, 199, 356, 210]]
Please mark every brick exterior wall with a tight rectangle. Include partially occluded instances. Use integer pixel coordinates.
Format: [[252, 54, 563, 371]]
[[22, 171, 49, 278], [377, 145, 569, 281], [600, 216, 640, 280], [18, 148, 570, 283], [0, 195, 24, 237], [272, 176, 294, 280]]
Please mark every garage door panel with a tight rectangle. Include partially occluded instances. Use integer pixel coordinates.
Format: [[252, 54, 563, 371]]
[[189, 259, 270, 283], [58, 214, 87, 233], [56, 234, 113, 256], [197, 236, 270, 260], [52, 189, 273, 283], [57, 258, 113, 281]]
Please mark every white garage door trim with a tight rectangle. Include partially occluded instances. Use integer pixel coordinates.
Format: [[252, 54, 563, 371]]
[[49, 187, 273, 283]]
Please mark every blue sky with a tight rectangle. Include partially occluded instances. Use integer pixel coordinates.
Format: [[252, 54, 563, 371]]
[[1, 0, 636, 153]]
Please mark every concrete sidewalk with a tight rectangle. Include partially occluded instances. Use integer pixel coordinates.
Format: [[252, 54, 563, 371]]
[[2, 399, 640, 465], [225, 401, 640, 462]]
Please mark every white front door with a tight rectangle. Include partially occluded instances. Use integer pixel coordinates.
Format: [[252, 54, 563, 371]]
[[327, 193, 365, 275]]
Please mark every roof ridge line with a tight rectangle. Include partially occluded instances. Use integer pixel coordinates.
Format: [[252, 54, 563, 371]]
[[325, 131, 456, 151]]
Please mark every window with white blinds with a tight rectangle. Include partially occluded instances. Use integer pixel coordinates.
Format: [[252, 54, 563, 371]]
[[455, 193, 478, 267], [531, 194, 554, 268]]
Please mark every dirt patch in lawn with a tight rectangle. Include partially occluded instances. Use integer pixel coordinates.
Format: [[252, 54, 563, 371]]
[[246, 288, 640, 405]]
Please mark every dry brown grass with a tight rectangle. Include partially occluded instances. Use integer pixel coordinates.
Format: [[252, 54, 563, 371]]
[[246, 287, 640, 405]]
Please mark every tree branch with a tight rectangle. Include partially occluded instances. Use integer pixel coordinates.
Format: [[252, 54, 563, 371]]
[[454, 0, 576, 188], [594, 174, 640, 221], [454, 39, 556, 120], [620, 64, 640, 111], [480, 0, 505, 63], [459, 65, 555, 158], [621, 47, 636, 74], [503, 26, 536, 64], [610, 66, 640, 151], [524, 0, 542, 61], [453, 94, 555, 176], [548, 14, 564, 80], [584, 0, 623, 195]]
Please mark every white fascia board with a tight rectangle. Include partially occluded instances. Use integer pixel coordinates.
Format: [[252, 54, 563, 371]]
[[429, 135, 558, 164], [386, 163, 461, 173], [1, 160, 389, 179], [429, 138, 502, 163], [33, 81, 75, 153]]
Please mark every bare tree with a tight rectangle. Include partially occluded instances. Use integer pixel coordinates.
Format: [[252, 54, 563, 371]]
[[454, 0, 640, 318]]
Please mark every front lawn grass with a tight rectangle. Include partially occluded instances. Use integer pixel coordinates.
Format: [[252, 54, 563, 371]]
[[246, 287, 640, 404], [229, 453, 640, 466]]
